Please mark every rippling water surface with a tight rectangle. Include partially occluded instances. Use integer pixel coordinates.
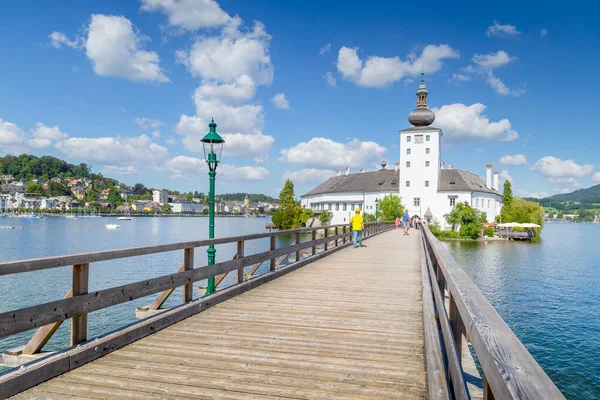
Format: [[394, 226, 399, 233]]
[[443, 223, 600, 399], [0, 216, 290, 374]]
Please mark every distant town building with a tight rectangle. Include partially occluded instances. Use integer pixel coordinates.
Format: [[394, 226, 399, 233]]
[[0, 194, 9, 210], [41, 198, 57, 209], [244, 195, 250, 207], [72, 187, 86, 200], [153, 189, 168, 204], [170, 202, 205, 213]]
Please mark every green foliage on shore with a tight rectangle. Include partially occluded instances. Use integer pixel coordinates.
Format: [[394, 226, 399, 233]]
[[499, 180, 544, 228], [444, 202, 487, 239], [272, 180, 312, 230], [483, 226, 494, 237], [429, 227, 462, 239], [217, 192, 277, 203], [378, 194, 404, 222], [363, 212, 376, 223], [319, 210, 333, 224], [0, 154, 90, 181]]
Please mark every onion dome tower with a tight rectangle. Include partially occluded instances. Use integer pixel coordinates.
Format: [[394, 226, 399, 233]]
[[408, 72, 435, 127]]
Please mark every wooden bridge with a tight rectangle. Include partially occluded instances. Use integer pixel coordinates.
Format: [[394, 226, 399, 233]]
[[0, 223, 564, 399]]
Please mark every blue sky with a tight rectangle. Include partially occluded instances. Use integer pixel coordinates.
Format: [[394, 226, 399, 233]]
[[0, 0, 599, 199]]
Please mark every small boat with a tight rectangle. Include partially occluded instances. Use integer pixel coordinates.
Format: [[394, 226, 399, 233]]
[[105, 224, 122, 229], [0, 226, 14, 229]]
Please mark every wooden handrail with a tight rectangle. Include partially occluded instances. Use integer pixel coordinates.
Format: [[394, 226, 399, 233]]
[[420, 224, 564, 400]]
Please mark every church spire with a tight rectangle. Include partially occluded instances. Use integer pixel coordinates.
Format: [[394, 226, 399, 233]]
[[416, 71, 428, 108], [407, 72, 435, 127]]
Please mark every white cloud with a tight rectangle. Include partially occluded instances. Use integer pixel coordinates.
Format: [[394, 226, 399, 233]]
[[194, 75, 256, 104], [0, 118, 27, 154], [432, 103, 518, 142], [500, 170, 513, 182], [486, 70, 525, 96], [336, 44, 459, 88], [500, 154, 527, 165], [280, 138, 387, 169], [164, 156, 269, 181], [319, 43, 331, 55], [166, 137, 177, 145], [472, 51, 515, 69], [271, 93, 290, 109], [486, 21, 521, 38], [540, 29, 548, 37], [449, 73, 470, 82], [283, 169, 336, 184], [589, 172, 600, 184], [29, 123, 69, 148], [49, 31, 83, 49], [549, 177, 581, 188], [532, 156, 594, 178], [51, 15, 168, 83], [102, 165, 141, 175], [177, 21, 273, 86], [152, 130, 160, 139], [135, 117, 162, 130], [56, 134, 168, 167], [140, 0, 232, 31], [323, 71, 337, 87], [85, 14, 169, 83]]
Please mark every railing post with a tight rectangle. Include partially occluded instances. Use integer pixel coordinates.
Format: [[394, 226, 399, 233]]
[[449, 293, 464, 361], [342, 226, 347, 243], [71, 263, 89, 346], [311, 230, 316, 255], [324, 228, 328, 251], [236, 240, 244, 283], [335, 227, 339, 247], [483, 376, 495, 400], [183, 248, 194, 303], [295, 232, 300, 261], [270, 235, 276, 271]]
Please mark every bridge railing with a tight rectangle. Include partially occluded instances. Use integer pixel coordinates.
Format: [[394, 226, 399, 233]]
[[420, 224, 564, 400], [0, 221, 393, 398]]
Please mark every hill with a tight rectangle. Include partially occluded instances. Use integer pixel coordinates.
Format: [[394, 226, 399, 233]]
[[218, 193, 277, 203], [541, 184, 600, 203]]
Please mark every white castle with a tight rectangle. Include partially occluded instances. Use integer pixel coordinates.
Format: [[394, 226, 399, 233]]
[[301, 75, 503, 229]]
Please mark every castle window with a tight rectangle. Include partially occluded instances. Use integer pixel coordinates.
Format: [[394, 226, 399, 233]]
[[413, 197, 420, 207], [425, 161, 430, 167], [406, 161, 411, 168], [449, 196, 457, 206], [336, 203, 339, 211], [406, 181, 410, 187], [407, 148, 411, 155], [407, 136, 411, 142], [328, 203, 332, 211], [476, 198, 479, 207], [426, 135, 430, 141], [488, 199, 491, 208], [343, 203, 347, 211], [425, 148, 430, 154], [425, 181, 429, 187]]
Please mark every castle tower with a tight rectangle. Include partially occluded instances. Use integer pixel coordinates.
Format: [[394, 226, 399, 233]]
[[398, 73, 443, 217]]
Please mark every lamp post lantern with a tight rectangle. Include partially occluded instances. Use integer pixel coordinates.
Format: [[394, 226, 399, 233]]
[[375, 198, 379, 224], [201, 119, 225, 295]]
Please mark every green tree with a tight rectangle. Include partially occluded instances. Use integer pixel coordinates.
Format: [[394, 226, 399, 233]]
[[272, 180, 298, 229], [444, 201, 486, 238], [510, 199, 545, 227], [378, 194, 404, 222], [319, 210, 333, 225], [161, 203, 172, 214], [48, 181, 70, 196], [107, 187, 123, 207], [363, 212, 376, 223], [25, 182, 44, 194], [500, 180, 514, 222]]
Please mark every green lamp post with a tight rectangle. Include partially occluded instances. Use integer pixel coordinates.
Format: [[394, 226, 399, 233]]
[[375, 198, 379, 224], [201, 119, 225, 295]]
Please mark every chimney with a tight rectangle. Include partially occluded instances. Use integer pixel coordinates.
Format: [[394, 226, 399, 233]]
[[440, 161, 445, 170], [493, 172, 499, 191], [448, 163, 453, 170], [345, 166, 350, 176], [360, 168, 365, 173], [394, 162, 400, 171], [336, 169, 341, 176], [486, 164, 492, 188]]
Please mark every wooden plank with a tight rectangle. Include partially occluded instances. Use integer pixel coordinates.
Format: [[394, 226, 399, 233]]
[[269, 235, 276, 271], [214, 253, 237, 287], [295, 232, 300, 261], [0, 224, 355, 277], [312, 230, 316, 255], [422, 226, 565, 400], [449, 293, 464, 360], [419, 233, 449, 400], [236, 240, 244, 283], [145, 264, 184, 311], [182, 248, 194, 303], [324, 228, 328, 251], [0, 237, 362, 399], [22, 289, 72, 355], [70, 263, 88, 346]]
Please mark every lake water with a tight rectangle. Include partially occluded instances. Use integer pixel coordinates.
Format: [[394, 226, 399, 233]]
[[0, 218, 598, 398], [443, 223, 599, 399]]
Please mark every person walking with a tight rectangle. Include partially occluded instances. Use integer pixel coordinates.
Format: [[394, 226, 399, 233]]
[[402, 209, 410, 235], [395, 216, 400, 229], [350, 207, 364, 248]]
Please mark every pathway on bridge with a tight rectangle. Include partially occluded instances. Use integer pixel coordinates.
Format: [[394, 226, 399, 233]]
[[13, 228, 426, 400]]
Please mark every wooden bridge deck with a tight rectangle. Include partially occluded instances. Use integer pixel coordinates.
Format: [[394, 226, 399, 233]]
[[12, 229, 426, 400]]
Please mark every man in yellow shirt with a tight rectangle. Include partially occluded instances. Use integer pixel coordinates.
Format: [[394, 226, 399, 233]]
[[350, 207, 365, 248]]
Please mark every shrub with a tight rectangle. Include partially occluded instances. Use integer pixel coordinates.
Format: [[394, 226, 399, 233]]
[[319, 210, 332, 225], [512, 226, 524, 232], [483, 227, 494, 237], [432, 230, 462, 239]]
